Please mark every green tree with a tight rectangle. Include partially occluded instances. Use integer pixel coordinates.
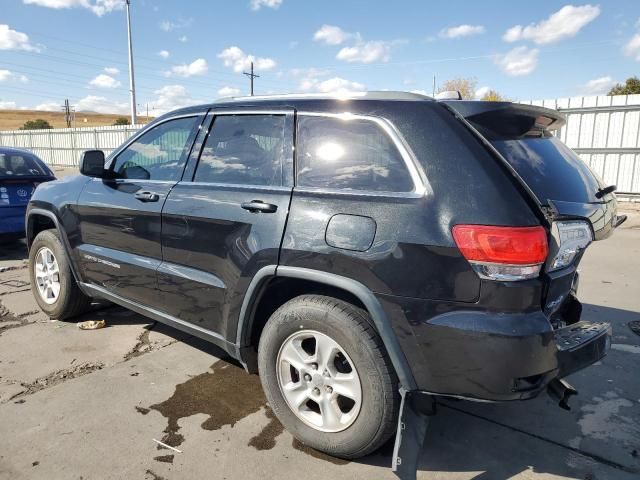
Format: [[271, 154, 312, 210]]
[[438, 77, 478, 100], [608, 76, 640, 95], [19, 119, 53, 130], [113, 117, 131, 126], [480, 89, 510, 102]]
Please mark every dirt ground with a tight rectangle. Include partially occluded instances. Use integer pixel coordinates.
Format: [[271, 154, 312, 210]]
[[0, 208, 639, 480], [0, 110, 153, 130]]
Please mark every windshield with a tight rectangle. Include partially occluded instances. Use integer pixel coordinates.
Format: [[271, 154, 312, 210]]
[[491, 136, 604, 204], [0, 152, 49, 178]]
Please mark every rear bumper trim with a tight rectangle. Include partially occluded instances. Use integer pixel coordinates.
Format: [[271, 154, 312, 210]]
[[555, 321, 611, 377]]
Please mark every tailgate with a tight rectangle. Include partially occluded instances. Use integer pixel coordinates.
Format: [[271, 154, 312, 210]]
[[444, 101, 623, 316], [0, 180, 38, 207]]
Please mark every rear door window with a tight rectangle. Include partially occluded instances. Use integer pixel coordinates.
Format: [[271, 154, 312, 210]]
[[194, 114, 287, 186], [296, 115, 414, 193]]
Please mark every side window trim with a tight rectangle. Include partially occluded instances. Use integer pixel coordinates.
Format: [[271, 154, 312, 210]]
[[105, 112, 206, 174], [295, 111, 428, 197], [187, 109, 295, 188]]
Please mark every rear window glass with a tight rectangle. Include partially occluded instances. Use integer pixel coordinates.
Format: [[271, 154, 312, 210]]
[[491, 136, 603, 204], [0, 153, 49, 178]]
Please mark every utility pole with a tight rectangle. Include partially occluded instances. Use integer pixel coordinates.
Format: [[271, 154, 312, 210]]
[[432, 75, 436, 96], [125, 0, 137, 124], [62, 99, 75, 128], [243, 62, 259, 96]]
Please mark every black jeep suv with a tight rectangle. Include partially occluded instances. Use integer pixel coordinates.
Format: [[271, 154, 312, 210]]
[[26, 92, 619, 464]]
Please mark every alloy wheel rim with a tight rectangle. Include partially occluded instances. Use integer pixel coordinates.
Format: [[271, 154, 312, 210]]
[[34, 247, 61, 305], [276, 329, 362, 433]]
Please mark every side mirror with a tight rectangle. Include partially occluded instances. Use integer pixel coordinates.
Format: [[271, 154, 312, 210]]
[[79, 150, 106, 177]]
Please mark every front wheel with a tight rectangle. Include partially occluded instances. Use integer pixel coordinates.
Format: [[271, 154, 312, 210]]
[[258, 294, 399, 459], [29, 229, 91, 320]]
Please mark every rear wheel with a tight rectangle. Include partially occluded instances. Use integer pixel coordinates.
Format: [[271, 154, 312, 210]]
[[258, 294, 399, 458], [29, 229, 91, 320]]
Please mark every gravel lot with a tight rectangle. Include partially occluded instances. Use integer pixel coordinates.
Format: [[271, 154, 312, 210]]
[[0, 189, 639, 479]]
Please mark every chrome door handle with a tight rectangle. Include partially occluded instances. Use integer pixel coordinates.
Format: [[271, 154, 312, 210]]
[[241, 200, 278, 213], [134, 191, 160, 202]]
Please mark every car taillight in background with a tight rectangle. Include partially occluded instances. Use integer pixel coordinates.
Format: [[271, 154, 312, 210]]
[[549, 221, 593, 271], [452, 225, 548, 281]]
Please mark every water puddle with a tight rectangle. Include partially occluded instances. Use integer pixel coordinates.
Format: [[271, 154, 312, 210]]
[[147, 360, 266, 448], [142, 359, 350, 466], [248, 406, 284, 450]]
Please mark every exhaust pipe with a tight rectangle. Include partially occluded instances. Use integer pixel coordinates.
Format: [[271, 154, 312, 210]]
[[547, 378, 577, 410]]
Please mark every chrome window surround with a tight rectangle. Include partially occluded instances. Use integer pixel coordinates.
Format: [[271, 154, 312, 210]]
[[295, 111, 429, 198]]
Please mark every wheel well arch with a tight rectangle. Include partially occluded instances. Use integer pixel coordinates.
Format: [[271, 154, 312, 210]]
[[237, 266, 416, 390], [26, 211, 56, 248]]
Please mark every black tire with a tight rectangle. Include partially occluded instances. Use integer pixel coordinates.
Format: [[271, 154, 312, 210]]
[[258, 294, 399, 459], [29, 229, 91, 320]]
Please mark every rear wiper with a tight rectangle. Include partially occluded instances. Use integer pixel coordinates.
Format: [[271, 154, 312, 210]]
[[595, 184, 616, 199]]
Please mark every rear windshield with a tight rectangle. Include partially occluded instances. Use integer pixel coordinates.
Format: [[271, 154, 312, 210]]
[[490, 136, 603, 204], [0, 152, 49, 178]]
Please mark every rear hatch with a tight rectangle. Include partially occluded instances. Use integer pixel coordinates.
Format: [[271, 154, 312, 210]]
[[443, 101, 622, 316]]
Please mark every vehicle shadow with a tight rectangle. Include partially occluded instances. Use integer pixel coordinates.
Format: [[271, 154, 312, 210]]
[[0, 239, 28, 261]]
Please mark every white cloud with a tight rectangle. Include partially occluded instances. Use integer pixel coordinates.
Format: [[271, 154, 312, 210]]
[[0, 101, 17, 109], [218, 46, 276, 73], [178, 35, 188, 43], [33, 101, 60, 111], [581, 76, 617, 94], [494, 46, 539, 76], [299, 76, 365, 94], [439, 24, 486, 39], [624, 33, 640, 60], [165, 58, 208, 78], [76, 95, 128, 114], [503, 4, 600, 45], [104, 67, 119, 75], [151, 85, 197, 115], [0, 24, 40, 52], [0, 70, 29, 83], [217, 86, 241, 97], [475, 86, 490, 99], [23, 0, 123, 16], [89, 73, 121, 89], [159, 18, 192, 32], [313, 25, 353, 45], [314, 25, 395, 63], [336, 40, 392, 63], [250, 0, 282, 11], [158, 50, 170, 59]]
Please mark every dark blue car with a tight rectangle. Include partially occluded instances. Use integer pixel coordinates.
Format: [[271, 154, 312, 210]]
[[0, 147, 56, 241]]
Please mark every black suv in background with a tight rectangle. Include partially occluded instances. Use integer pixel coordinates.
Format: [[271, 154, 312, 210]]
[[26, 92, 620, 467]]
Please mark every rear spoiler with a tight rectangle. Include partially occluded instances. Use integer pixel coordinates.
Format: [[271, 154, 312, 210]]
[[442, 101, 566, 138]]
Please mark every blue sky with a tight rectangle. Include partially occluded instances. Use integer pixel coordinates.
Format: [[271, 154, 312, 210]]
[[1, 0, 640, 115]]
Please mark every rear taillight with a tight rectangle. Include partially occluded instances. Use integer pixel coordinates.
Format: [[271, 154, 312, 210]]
[[452, 225, 548, 281], [549, 221, 592, 271]]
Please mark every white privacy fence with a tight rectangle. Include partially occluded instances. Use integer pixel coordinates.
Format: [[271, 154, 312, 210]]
[[0, 124, 143, 167], [1, 94, 640, 195]]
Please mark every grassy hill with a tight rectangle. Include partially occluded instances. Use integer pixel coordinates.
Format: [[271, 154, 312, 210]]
[[0, 110, 153, 130]]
